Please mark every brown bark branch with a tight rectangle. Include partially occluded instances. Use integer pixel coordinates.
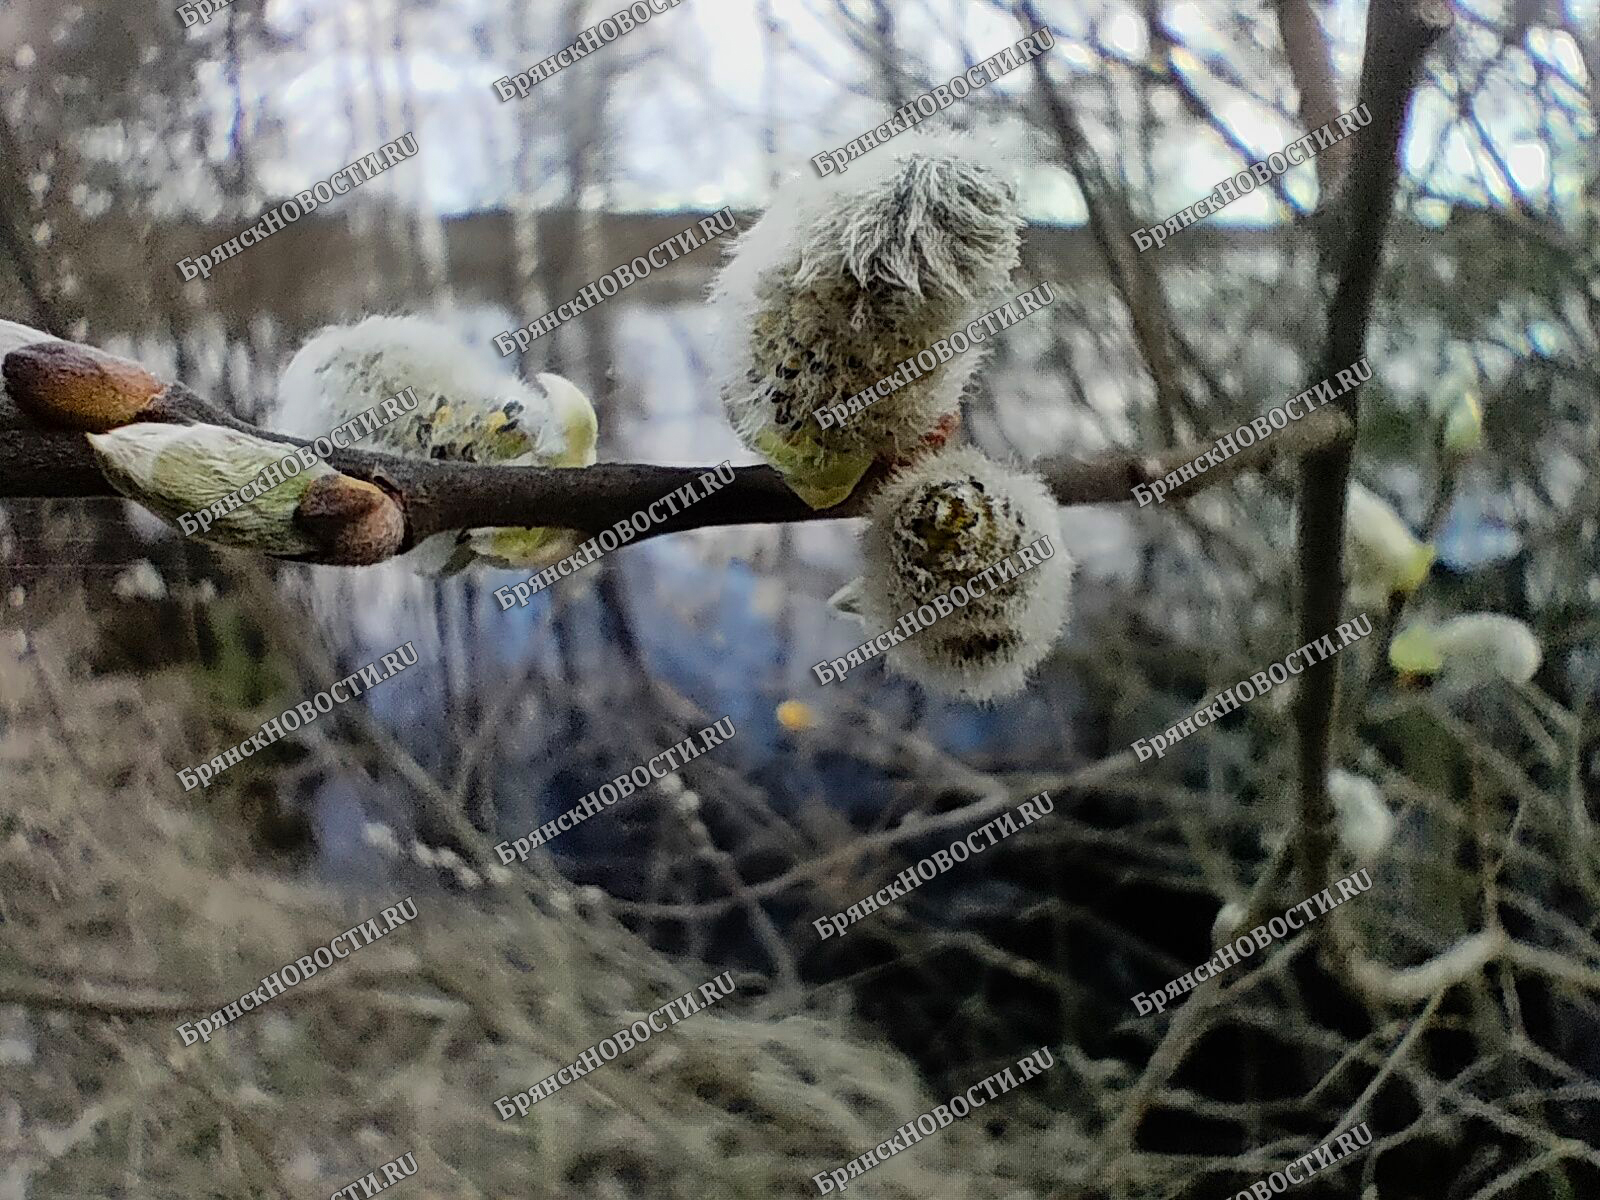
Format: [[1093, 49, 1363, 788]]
[[1292, 0, 1451, 907], [1274, 0, 1349, 197], [1, 323, 1352, 565]]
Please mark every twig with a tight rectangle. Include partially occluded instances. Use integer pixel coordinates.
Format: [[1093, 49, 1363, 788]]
[[1346, 931, 1507, 1004], [0, 971, 458, 1022], [1273, 0, 1350, 197], [1, 323, 1352, 565], [1017, 0, 1196, 440]]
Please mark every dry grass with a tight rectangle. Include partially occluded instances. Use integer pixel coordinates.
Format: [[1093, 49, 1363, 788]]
[[0, 614, 1072, 1200]]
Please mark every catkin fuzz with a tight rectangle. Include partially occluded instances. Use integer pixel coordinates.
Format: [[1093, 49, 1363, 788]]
[[713, 133, 1024, 509], [857, 446, 1072, 701], [272, 314, 597, 573]]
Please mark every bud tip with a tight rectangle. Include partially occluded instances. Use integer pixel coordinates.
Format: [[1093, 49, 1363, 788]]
[[2, 341, 164, 432], [295, 474, 407, 565]]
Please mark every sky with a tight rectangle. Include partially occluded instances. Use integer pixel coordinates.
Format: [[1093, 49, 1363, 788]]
[[0, 0, 1591, 224], [162, 0, 1588, 227]]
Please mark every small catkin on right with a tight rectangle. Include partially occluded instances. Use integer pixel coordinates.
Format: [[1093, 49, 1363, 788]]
[[1389, 612, 1542, 686], [857, 446, 1073, 702]]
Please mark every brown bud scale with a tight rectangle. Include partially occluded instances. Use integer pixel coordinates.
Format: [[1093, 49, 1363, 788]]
[[2, 342, 165, 433], [295, 474, 408, 565]]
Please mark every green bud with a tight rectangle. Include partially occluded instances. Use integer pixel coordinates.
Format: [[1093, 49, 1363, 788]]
[[1388, 622, 1443, 676], [86, 421, 332, 556], [755, 426, 875, 510], [1442, 391, 1483, 457]]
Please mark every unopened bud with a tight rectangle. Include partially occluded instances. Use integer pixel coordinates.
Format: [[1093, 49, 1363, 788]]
[[1442, 391, 1483, 458], [1328, 769, 1394, 862], [294, 474, 407, 565], [86, 422, 332, 556], [3, 340, 165, 432], [1344, 483, 1434, 605]]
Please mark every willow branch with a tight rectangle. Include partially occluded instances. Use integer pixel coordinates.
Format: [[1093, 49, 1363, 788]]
[[1, 321, 1350, 565], [1292, 0, 1450, 908], [1274, 0, 1350, 197]]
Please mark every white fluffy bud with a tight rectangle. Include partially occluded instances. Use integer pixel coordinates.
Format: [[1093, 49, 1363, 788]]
[[856, 446, 1072, 701], [713, 132, 1024, 508], [1328, 769, 1393, 862], [1344, 483, 1434, 608], [273, 314, 597, 573], [86, 422, 332, 556], [1390, 613, 1541, 685]]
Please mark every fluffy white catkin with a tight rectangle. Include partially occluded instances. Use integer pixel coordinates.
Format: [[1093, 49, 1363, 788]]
[[1328, 769, 1394, 863], [272, 314, 597, 574], [713, 131, 1025, 509], [856, 446, 1072, 701], [1389, 613, 1542, 686], [1344, 482, 1434, 609]]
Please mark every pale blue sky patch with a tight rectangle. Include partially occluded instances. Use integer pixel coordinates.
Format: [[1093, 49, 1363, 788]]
[[124, 0, 1596, 234]]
